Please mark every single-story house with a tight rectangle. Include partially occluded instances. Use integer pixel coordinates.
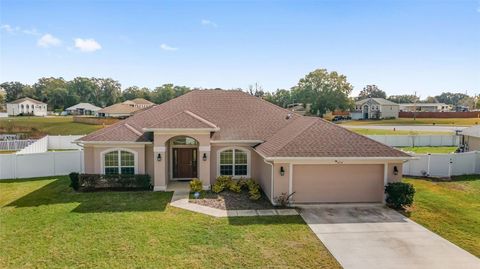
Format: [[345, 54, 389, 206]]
[[351, 98, 399, 120], [65, 103, 101, 115], [123, 98, 155, 109], [96, 103, 143, 118], [399, 103, 450, 112], [460, 125, 480, 151], [6, 97, 47, 116], [77, 90, 410, 204]]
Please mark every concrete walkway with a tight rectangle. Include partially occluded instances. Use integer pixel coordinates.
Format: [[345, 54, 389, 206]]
[[167, 182, 298, 218], [300, 204, 480, 269]]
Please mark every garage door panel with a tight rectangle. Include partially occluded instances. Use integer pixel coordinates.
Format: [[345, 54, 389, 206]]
[[293, 164, 384, 203]]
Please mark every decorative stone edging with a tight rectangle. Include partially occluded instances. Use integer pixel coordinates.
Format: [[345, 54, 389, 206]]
[[169, 190, 298, 218]]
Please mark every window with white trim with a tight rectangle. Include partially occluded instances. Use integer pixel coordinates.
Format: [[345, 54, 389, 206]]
[[104, 150, 135, 175], [219, 148, 248, 176]]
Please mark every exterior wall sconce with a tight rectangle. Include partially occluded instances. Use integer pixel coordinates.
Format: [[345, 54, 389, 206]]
[[157, 153, 162, 161], [393, 166, 398, 175], [280, 166, 285, 176], [202, 153, 207, 161]]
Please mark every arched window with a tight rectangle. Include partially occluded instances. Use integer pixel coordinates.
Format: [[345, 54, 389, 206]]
[[218, 148, 249, 177], [171, 136, 198, 146], [103, 150, 136, 175]]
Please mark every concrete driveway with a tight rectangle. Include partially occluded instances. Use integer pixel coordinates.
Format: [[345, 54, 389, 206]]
[[300, 205, 480, 269]]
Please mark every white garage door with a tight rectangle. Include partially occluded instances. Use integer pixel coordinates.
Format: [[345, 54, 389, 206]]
[[292, 164, 384, 203]]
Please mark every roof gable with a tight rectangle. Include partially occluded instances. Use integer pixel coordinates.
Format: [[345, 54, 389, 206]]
[[8, 97, 45, 105]]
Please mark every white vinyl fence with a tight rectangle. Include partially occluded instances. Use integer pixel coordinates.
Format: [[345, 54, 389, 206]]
[[16, 135, 83, 154], [0, 139, 36, 151], [367, 135, 460, 147], [0, 151, 84, 179], [403, 151, 480, 177]]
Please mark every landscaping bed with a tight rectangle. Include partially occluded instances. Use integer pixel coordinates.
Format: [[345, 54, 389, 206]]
[[189, 190, 275, 210]]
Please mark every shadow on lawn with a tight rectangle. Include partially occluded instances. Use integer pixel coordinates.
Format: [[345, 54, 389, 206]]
[[5, 178, 172, 213]]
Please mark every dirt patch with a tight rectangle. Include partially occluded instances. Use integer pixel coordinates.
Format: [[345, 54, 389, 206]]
[[189, 190, 274, 210]]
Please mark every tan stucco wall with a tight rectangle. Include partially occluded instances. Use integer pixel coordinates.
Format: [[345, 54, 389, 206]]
[[272, 163, 290, 200], [152, 133, 211, 190], [387, 162, 403, 182], [145, 144, 154, 182], [291, 164, 384, 203], [252, 151, 272, 202], [465, 135, 480, 151], [82, 144, 146, 174]]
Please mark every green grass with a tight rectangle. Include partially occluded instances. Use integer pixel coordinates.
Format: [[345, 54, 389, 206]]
[[404, 176, 480, 257], [341, 118, 480, 126], [398, 146, 458, 154], [0, 116, 103, 138], [0, 177, 339, 268], [351, 128, 451, 135]]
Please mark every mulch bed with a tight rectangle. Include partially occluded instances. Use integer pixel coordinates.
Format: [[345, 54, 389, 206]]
[[189, 190, 275, 210]]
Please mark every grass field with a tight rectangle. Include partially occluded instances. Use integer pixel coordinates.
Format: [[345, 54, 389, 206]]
[[397, 146, 458, 154], [404, 176, 480, 257], [0, 176, 339, 268], [352, 128, 451, 135], [0, 117, 103, 138], [341, 118, 480, 126]]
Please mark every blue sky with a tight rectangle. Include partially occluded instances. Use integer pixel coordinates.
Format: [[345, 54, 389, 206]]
[[1, 0, 479, 97]]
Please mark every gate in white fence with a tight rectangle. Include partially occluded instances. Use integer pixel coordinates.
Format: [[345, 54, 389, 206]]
[[403, 151, 480, 177], [0, 151, 84, 179], [367, 135, 460, 147]]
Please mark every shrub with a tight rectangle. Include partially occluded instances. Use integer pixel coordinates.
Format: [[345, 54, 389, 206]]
[[212, 176, 232, 193], [190, 178, 203, 193], [228, 179, 243, 193], [77, 174, 151, 191], [274, 192, 295, 207], [245, 178, 261, 200], [69, 172, 80, 191], [385, 182, 415, 209]]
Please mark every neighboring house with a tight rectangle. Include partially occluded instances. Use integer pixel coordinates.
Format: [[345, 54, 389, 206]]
[[96, 103, 142, 118], [399, 103, 450, 112], [351, 98, 399, 120], [286, 103, 311, 116], [96, 98, 155, 118], [123, 98, 155, 109], [77, 90, 410, 204], [7, 97, 47, 116], [460, 125, 480, 151], [65, 103, 101, 115]]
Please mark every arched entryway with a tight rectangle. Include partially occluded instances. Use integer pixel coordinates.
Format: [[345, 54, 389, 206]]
[[168, 136, 199, 180]]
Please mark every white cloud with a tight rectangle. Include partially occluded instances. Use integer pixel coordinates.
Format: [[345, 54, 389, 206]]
[[201, 19, 218, 27], [37, 34, 62, 48], [74, 38, 102, 52], [22, 28, 40, 36], [1, 24, 14, 33], [160, 43, 178, 51]]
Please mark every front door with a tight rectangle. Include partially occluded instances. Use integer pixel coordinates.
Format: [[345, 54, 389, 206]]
[[173, 148, 197, 179]]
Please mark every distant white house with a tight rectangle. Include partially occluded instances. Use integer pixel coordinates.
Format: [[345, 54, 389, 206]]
[[7, 97, 47, 116], [399, 103, 451, 112], [351, 98, 399, 120], [65, 103, 101, 115]]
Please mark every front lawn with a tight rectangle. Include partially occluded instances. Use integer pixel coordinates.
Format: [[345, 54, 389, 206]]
[[398, 146, 458, 154], [0, 176, 339, 268], [341, 118, 479, 126], [0, 117, 103, 138], [351, 128, 451, 135], [404, 176, 480, 257]]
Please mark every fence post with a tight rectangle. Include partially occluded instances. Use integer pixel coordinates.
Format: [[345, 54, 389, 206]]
[[427, 154, 431, 176], [448, 155, 453, 179]]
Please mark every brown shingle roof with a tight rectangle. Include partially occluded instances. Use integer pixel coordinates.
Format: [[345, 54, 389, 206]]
[[97, 103, 142, 114], [79, 90, 409, 158], [123, 98, 154, 105]]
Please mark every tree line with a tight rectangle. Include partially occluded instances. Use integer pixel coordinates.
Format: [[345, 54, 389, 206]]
[[0, 77, 191, 111], [1, 68, 477, 114]]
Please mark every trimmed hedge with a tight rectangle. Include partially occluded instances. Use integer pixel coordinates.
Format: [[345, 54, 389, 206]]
[[75, 174, 151, 191], [385, 182, 415, 209]]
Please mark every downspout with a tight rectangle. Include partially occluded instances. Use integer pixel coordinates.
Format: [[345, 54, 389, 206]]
[[263, 159, 275, 204]]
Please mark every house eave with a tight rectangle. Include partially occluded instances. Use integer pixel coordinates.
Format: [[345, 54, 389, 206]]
[[74, 140, 153, 145], [143, 128, 220, 133]]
